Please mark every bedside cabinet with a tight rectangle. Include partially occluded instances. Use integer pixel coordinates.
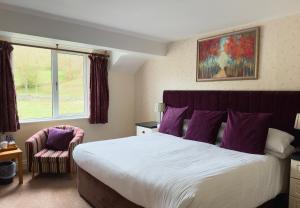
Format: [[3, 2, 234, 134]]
[[290, 153, 300, 208], [136, 121, 158, 136]]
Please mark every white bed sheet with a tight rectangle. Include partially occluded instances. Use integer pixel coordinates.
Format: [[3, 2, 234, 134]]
[[73, 133, 287, 208]]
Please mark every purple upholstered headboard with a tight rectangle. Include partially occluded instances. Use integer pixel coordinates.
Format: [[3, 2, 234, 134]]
[[163, 90, 300, 146]]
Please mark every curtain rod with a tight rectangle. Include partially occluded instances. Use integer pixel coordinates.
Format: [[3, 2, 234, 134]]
[[6, 41, 110, 57]]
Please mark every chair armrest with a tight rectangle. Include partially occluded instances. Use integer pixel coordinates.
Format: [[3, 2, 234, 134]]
[[69, 130, 84, 173], [25, 129, 48, 171]]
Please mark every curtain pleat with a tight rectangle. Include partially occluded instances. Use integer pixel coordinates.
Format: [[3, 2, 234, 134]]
[[0, 41, 20, 132], [89, 54, 109, 124]]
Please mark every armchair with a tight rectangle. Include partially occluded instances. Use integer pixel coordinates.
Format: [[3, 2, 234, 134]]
[[25, 125, 84, 175]]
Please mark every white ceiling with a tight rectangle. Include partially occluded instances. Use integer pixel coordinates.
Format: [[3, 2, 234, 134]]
[[1, 0, 300, 42]]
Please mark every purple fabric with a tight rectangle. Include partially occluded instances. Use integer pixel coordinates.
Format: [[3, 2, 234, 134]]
[[46, 127, 74, 151], [0, 41, 20, 132], [184, 110, 226, 144], [220, 110, 272, 154], [159, 106, 188, 137], [163, 90, 300, 147], [89, 54, 109, 124]]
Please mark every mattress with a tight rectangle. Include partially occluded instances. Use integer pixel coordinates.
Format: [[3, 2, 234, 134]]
[[73, 133, 287, 208]]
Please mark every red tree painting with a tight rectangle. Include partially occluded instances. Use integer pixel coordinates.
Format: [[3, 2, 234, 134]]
[[197, 27, 259, 81]]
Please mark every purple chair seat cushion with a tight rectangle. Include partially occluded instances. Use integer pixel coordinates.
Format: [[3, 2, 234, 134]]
[[159, 106, 188, 137], [46, 127, 74, 151], [184, 110, 226, 144], [220, 110, 272, 155]]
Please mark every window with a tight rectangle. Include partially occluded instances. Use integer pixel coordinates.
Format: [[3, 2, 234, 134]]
[[13, 45, 88, 121]]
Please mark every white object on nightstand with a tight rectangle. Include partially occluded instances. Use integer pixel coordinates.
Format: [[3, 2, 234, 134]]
[[290, 155, 300, 208], [295, 114, 300, 130], [136, 122, 158, 136], [154, 103, 165, 124]]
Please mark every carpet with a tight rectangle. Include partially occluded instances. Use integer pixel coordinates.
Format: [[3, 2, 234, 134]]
[[0, 173, 91, 208]]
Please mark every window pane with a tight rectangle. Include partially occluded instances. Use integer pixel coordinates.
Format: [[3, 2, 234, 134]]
[[58, 53, 85, 115], [13, 45, 52, 120]]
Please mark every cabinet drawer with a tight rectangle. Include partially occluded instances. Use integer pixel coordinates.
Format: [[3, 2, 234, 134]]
[[290, 178, 300, 198], [289, 196, 300, 208], [136, 126, 157, 136], [291, 160, 300, 179]]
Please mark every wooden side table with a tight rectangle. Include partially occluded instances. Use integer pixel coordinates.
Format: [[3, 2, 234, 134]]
[[0, 148, 23, 184]]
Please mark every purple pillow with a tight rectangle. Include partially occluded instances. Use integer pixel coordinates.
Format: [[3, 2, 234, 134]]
[[46, 127, 74, 151], [220, 110, 272, 155], [184, 110, 226, 144], [159, 106, 188, 137]]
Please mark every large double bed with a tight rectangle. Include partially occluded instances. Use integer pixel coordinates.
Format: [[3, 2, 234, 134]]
[[74, 133, 288, 208], [73, 90, 300, 208]]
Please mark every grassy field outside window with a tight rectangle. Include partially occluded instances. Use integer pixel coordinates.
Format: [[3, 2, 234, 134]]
[[13, 45, 87, 121]]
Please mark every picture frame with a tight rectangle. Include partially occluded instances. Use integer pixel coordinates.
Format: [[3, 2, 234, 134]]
[[196, 27, 260, 81]]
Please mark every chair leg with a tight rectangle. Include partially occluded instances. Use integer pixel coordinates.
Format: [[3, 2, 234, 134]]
[[31, 163, 35, 178]]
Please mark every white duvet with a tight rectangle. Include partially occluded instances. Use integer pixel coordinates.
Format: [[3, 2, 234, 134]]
[[73, 133, 286, 208]]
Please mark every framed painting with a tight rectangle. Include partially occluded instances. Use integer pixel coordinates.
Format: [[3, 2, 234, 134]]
[[196, 27, 260, 81]]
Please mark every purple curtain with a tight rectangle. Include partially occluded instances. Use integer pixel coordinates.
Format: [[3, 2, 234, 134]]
[[89, 54, 109, 124], [0, 41, 20, 132]]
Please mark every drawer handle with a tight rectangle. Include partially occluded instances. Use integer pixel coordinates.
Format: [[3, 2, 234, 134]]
[[142, 131, 145, 134]]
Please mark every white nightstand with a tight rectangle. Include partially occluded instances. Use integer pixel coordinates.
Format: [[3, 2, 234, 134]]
[[290, 153, 300, 207], [136, 121, 158, 136]]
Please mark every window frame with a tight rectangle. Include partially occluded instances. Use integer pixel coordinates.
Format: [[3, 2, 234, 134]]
[[14, 47, 90, 123]]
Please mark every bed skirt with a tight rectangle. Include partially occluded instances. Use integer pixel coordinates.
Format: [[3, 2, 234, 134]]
[[77, 167, 287, 208]]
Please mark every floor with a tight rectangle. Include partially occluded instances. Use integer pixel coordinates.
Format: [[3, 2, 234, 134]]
[[0, 173, 91, 208]]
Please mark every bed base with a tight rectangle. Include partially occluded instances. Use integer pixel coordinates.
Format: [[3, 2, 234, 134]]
[[77, 167, 287, 208], [77, 167, 142, 208]]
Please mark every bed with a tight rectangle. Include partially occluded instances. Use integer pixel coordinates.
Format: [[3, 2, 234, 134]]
[[74, 133, 289, 208], [74, 90, 300, 208]]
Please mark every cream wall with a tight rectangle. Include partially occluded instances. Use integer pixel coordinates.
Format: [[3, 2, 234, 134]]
[[135, 13, 300, 122], [11, 70, 136, 155]]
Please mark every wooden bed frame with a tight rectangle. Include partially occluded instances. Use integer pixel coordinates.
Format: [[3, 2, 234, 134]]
[[77, 90, 300, 208]]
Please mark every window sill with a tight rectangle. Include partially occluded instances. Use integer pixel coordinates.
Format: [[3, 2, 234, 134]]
[[20, 115, 89, 124]]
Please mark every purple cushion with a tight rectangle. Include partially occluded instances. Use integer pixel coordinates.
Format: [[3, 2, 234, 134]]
[[46, 127, 74, 151], [184, 110, 226, 144], [159, 106, 188, 137], [220, 110, 272, 155]]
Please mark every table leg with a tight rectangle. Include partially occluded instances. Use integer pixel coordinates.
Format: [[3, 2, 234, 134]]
[[18, 153, 23, 184]]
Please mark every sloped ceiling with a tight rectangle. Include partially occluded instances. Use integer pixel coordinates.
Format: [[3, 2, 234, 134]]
[[0, 0, 300, 41], [111, 52, 150, 73]]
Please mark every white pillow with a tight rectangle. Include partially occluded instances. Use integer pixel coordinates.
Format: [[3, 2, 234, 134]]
[[265, 144, 295, 159], [217, 122, 226, 140], [265, 128, 294, 154], [182, 119, 189, 137]]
